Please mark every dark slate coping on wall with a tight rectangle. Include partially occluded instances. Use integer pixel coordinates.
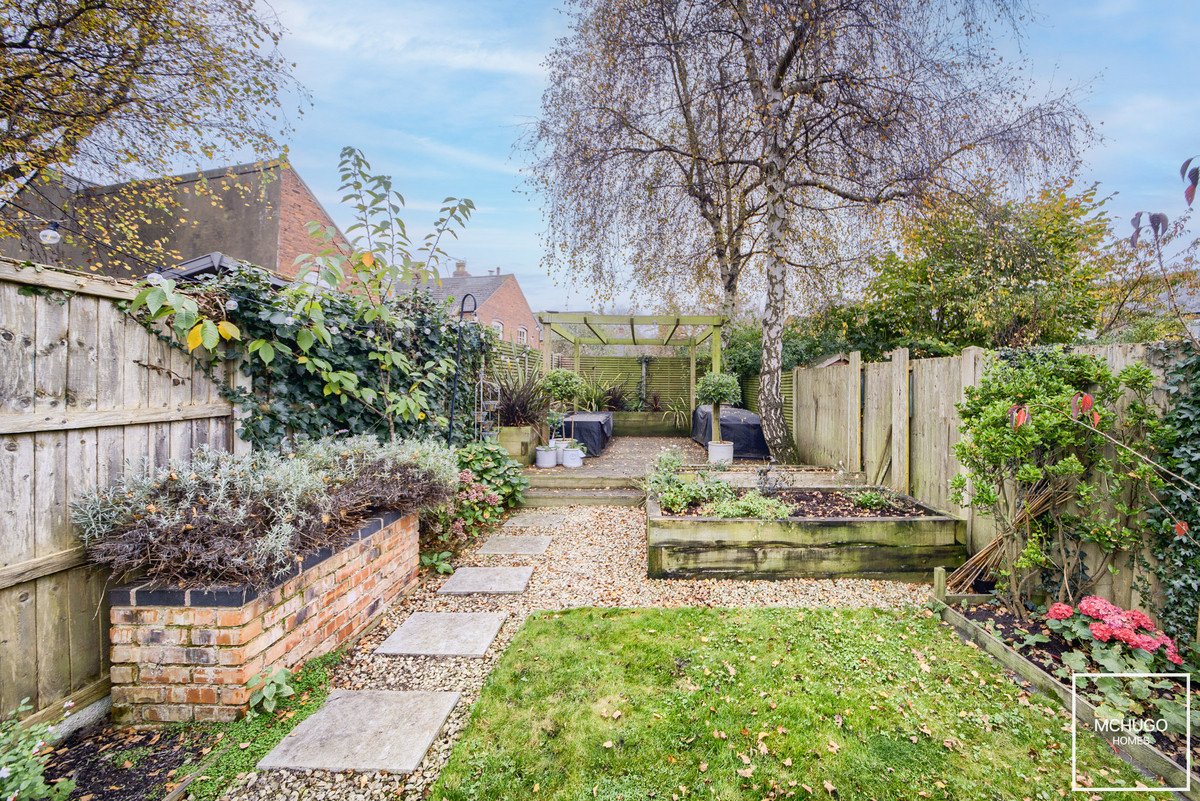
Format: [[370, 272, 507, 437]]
[[108, 511, 408, 608]]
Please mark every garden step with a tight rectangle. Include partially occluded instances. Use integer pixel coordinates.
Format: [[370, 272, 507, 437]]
[[376, 612, 507, 658], [257, 689, 458, 774], [478, 535, 552, 555], [503, 512, 566, 528], [521, 488, 645, 507], [526, 473, 640, 489], [437, 566, 535, 595]]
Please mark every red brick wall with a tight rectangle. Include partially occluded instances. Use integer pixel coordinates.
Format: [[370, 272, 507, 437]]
[[107, 512, 418, 726], [276, 165, 350, 279], [480, 275, 541, 349]]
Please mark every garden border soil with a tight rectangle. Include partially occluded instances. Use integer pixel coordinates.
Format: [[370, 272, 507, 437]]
[[936, 600, 1199, 799]]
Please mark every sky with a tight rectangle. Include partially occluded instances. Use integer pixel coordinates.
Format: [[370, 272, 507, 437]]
[[270, 0, 1200, 315]]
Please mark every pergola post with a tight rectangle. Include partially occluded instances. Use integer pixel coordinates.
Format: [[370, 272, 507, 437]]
[[540, 317, 552, 374], [711, 325, 722, 374], [689, 341, 696, 410], [573, 340, 580, 374]]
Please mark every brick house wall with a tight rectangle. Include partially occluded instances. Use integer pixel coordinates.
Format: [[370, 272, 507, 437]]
[[275, 165, 349, 279], [107, 511, 418, 726], [479, 275, 541, 350]]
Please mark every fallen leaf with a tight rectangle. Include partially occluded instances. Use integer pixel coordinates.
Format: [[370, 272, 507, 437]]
[[827, 740, 840, 754], [737, 766, 755, 778], [699, 762, 708, 773], [738, 753, 752, 764], [823, 780, 836, 793], [603, 741, 613, 748]]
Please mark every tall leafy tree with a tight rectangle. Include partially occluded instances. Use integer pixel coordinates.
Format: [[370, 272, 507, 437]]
[[532, 0, 1082, 461], [868, 185, 1111, 350], [0, 0, 301, 268]]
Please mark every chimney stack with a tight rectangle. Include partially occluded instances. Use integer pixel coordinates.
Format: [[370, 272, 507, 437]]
[[453, 260, 468, 277]]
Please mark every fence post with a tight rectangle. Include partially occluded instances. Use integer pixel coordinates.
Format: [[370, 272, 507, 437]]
[[959, 346, 984, 550], [846, 351, 862, 472], [890, 347, 910, 494], [792, 366, 801, 452]]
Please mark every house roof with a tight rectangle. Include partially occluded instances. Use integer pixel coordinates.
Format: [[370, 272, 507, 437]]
[[417, 273, 509, 310], [156, 251, 287, 288]]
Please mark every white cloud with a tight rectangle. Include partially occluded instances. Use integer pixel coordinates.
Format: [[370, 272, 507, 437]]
[[274, 0, 547, 77]]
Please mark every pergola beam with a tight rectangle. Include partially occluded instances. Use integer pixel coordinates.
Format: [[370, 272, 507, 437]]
[[584, 318, 608, 344], [663, 318, 681, 345], [629, 316, 636, 345], [549, 323, 579, 343], [539, 313, 724, 326]]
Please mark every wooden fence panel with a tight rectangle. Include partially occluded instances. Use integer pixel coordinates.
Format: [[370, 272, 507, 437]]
[[791, 364, 849, 467], [909, 356, 964, 515], [861, 362, 893, 486], [0, 261, 237, 721]]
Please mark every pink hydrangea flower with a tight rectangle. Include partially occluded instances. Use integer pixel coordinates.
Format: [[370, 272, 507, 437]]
[[1078, 596, 1121, 620], [1047, 603, 1074, 620], [1089, 622, 1115, 642], [1121, 610, 1156, 631], [1168, 651, 1184, 666]]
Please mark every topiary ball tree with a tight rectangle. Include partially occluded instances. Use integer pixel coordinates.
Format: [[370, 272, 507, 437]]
[[541, 368, 588, 440], [696, 372, 741, 443]]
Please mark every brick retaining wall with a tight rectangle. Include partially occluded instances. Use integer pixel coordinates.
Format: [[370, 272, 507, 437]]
[[107, 511, 418, 726]]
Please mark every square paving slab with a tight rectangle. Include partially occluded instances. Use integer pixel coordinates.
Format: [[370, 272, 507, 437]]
[[376, 612, 506, 658], [503, 513, 565, 528], [257, 689, 459, 774], [437, 566, 534, 595], [478, 535, 552, 555]]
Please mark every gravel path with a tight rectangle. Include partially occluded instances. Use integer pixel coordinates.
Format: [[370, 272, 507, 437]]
[[217, 505, 929, 801]]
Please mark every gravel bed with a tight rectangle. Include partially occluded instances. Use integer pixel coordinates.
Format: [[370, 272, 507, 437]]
[[217, 505, 929, 801]]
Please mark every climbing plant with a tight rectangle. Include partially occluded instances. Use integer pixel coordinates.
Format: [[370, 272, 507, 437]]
[[1147, 343, 1200, 644], [126, 147, 488, 448]]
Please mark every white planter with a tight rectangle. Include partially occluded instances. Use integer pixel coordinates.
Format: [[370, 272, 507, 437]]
[[708, 441, 734, 464], [535, 447, 558, 469], [562, 448, 584, 468], [553, 439, 567, 465]]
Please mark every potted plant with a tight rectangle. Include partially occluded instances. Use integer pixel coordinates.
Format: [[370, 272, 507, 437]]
[[696, 372, 741, 464], [544, 409, 567, 464], [542, 368, 587, 447], [562, 439, 586, 468], [494, 373, 548, 466], [535, 444, 558, 468]]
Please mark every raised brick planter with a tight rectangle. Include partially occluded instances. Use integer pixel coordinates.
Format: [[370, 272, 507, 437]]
[[107, 510, 419, 726]]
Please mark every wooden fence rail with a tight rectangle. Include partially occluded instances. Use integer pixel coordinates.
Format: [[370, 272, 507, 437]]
[[0, 260, 237, 723]]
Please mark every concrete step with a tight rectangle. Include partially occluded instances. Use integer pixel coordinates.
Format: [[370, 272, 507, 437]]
[[521, 488, 645, 507], [526, 473, 640, 490]]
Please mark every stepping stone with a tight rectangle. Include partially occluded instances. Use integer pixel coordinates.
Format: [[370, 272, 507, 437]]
[[376, 612, 506, 658], [438, 566, 534, 595], [257, 689, 458, 774], [478, 535, 552, 555], [503, 512, 565, 528]]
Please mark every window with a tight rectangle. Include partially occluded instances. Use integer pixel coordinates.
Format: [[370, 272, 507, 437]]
[[491, 321, 504, 338], [517, 327, 528, 345]]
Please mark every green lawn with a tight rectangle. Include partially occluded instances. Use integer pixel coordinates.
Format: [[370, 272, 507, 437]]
[[431, 607, 1171, 800]]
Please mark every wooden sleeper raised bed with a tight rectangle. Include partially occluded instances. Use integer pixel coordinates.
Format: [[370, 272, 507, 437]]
[[647, 489, 966, 582]]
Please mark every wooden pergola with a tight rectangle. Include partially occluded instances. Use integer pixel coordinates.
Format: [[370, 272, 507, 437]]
[[537, 313, 725, 409]]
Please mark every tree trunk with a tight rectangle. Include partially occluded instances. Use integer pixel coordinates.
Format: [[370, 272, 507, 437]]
[[758, 146, 800, 464]]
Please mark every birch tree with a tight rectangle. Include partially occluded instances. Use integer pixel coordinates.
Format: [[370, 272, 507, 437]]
[[531, 0, 1082, 461]]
